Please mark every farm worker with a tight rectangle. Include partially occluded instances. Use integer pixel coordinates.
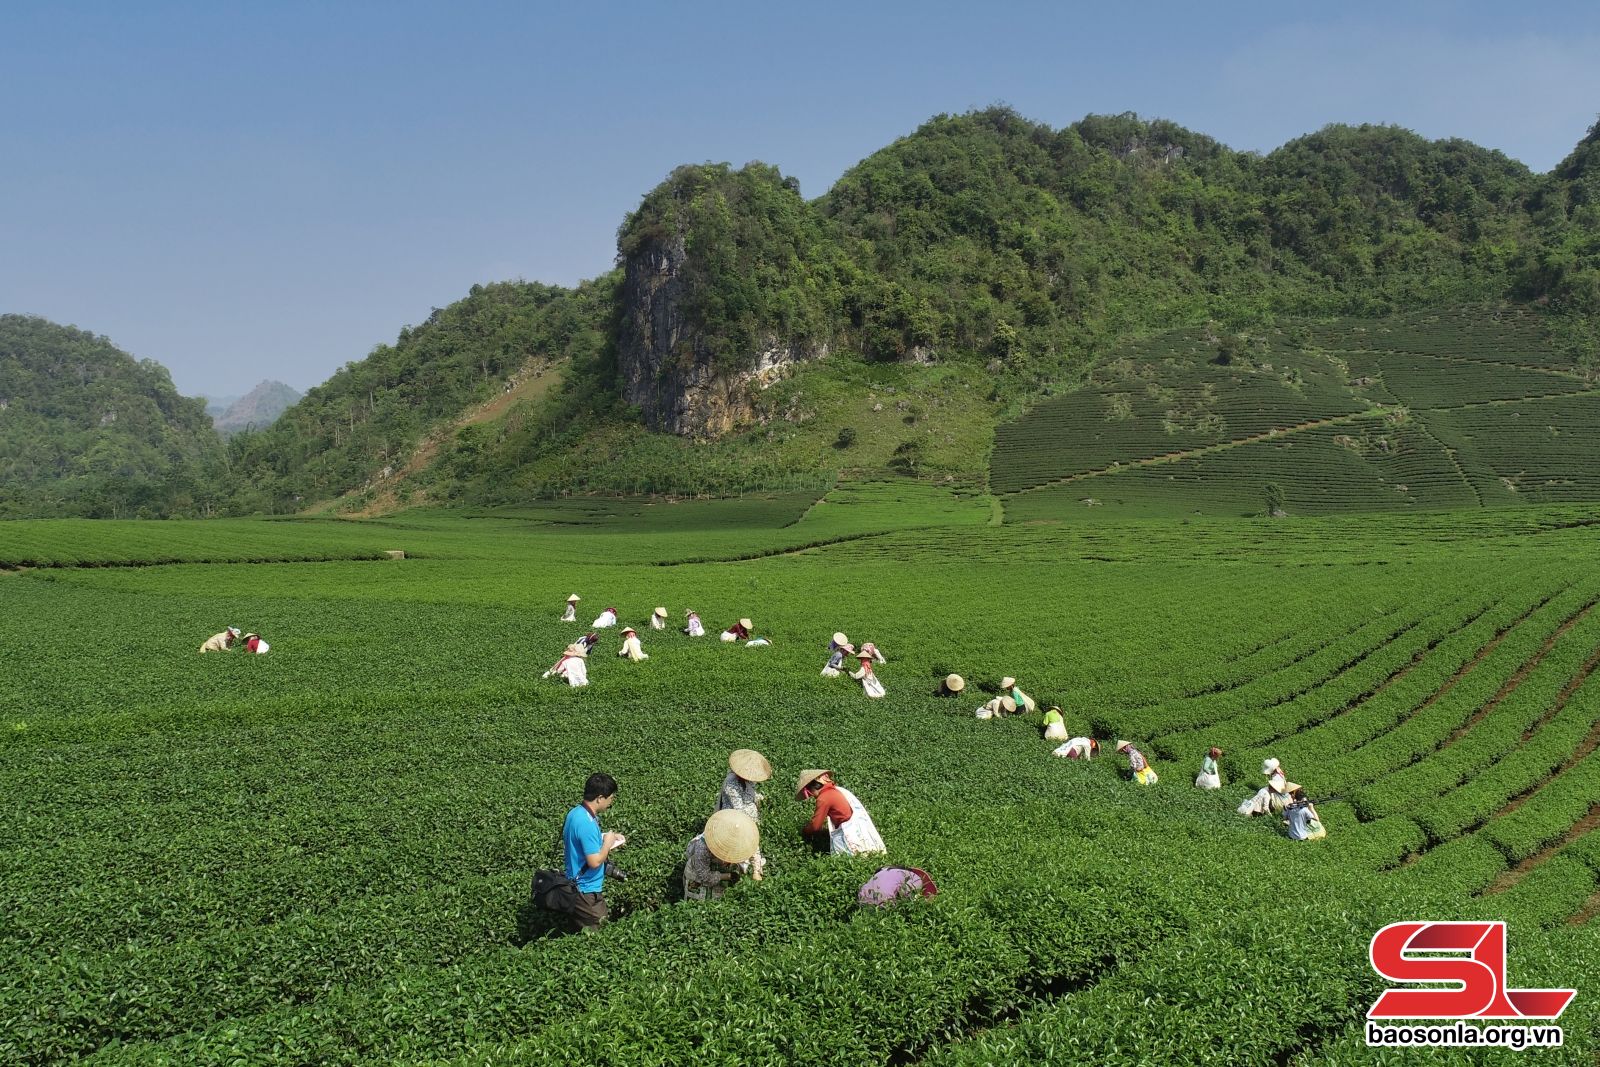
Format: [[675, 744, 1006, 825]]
[[1195, 747, 1223, 790], [1238, 757, 1291, 816], [796, 769, 886, 856], [1116, 740, 1158, 785], [975, 695, 1016, 720], [1000, 677, 1037, 714], [576, 632, 600, 654], [650, 606, 669, 631], [592, 605, 618, 629], [859, 641, 886, 665], [243, 632, 270, 654], [745, 635, 771, 648], [1283, 787, 1327, 841], [936, 673, 965, 698], [617, 627, 648, 662], [683, 810, 761, 901], [821, 633, 850, 677], [717, 748, 773, 876], [562, 594, 581, 622], [851, 651, 887, 699], [1042, 706, 1068, 742], [563, 772, 625, 932], [199, 626, 241, 653], [1053, 737, 1098, 759], [720, 618, 753, 642], [542, 643, 589, 687], [858, 867, 938, 907], [684, 610, 705, 637]]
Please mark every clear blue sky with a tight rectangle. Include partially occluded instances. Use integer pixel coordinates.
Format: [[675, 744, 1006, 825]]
[[4, 0, 1598, 398]]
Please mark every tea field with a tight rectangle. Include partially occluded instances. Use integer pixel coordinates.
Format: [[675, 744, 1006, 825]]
[[995, 308, 1600, 521], [4, 491, 1600, 1064]]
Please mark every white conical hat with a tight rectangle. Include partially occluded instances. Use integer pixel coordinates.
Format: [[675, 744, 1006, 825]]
[[654, 607, 668, 618], [1000, 677, 1016, 690], [739, 618, 753, 630], [945, 674, 965, 692], [703, 810, 759, 864], [567, 594, 581, 602], [728, 748, 772, 782], [832, 632, 848, 646]]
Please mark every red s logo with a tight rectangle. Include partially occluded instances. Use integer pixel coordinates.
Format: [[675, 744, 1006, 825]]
[[1368, 922, 1575, 1020]]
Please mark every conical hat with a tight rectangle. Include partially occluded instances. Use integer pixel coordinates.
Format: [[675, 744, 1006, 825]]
[[685, 608, 696, 616], [945, 673, 965, 692], [563, 644, 587, 659], [567, 594, 581, 602], [838, 642, 856, 655], [620, 627, 637, 636], [1116, 739, 1131, 751], [739, 618, 753, 630], [227, 626, 241, 636], [703, 810, 760, 864], [832, 632, 848, 647], [728, 748, 772, 782], [1000, 695, 1016, 713], [654, 607, 668, 618], [1000, 677, 1016, 690], [795, 768, 830, 797]]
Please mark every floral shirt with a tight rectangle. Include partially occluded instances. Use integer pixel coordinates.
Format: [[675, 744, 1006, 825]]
[[717, 771, 760, 822], [1124, 746, 1148, 772]]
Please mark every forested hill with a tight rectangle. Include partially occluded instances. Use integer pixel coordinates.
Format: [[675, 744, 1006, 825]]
[[0, 315, 225, 518]]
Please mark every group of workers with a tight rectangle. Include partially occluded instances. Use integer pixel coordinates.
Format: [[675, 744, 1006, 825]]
[[822, 633, 887, 698], [559, 754, 885, 932], [198, 626, 270, 654]]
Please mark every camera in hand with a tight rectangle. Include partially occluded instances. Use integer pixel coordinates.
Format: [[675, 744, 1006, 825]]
[[604, 861, 629, 882]]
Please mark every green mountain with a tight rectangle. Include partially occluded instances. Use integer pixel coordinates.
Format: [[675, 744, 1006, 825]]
[[0, 315, 226, 518], [188, 111, 1600, 512]]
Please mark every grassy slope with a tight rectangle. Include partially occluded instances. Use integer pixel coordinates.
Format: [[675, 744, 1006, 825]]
[[5, 501, 1600, 1063]]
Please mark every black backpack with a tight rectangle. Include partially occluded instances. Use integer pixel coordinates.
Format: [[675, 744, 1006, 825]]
[[530, 869, 579, 913]]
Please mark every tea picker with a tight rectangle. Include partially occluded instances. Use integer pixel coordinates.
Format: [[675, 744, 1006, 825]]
[[649, 606, 669, 630], [617, 627, 648, 661], [683, 810, 762, 900], [718, 749, 772, 877], [543, 643, 589, 687], [1116, 740, 1158, 785], [796, 768, 886, 856], [720, 617, 753, 642], [683, 609, 705, 637], [592, 605, 618, 629], [822, 634, 851, 677], [561, 594, 581, 622], [198, 626, 241, 653], [1052, 736, 1098, 759], [935, 673, 965, 697], [850, 649, 887, 698], [1195, 747, 1223, 790]]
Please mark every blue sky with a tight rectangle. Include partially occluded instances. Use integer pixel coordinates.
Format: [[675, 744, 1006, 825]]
[[4, 1, 1599, 397]]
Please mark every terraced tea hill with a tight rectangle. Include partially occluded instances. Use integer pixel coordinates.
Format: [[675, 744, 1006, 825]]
[[5, 499, 1600, 1064], [995, 308, 1599, 520]]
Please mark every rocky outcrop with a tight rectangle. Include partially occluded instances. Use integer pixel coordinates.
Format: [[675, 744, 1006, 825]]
[[214, 380, 301, 435], [616, 234, 826, 437]]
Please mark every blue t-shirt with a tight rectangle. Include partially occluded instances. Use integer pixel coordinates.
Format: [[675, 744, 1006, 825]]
[[563, 804, 605, 892], [1285, 802, 1319, 840]]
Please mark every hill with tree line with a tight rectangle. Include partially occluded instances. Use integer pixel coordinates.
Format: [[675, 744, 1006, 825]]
[[5, 108, 1598, 517], [0, 315, 224, 518]]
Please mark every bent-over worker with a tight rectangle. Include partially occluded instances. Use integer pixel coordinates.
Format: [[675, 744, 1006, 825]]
[[1000, 676, 1037, 714], [720, 618, 753, 642], [650, 606, 669, 631], [1195, 747, 1223, 790], [592, 605, 618, 629], [717, 748, 772, 877], [199, 626, 241, 653], [684, 610, 705, 637], [796, 768, 886, 856], [243, 632, 270, 654], [1283, 787, 1327, 840], [975, 694, 1016, 720], [1239, 757, 1292, 816], [617, 627, 647, 661], [543, 643, 589, 687], [1053, 736, 1098, 759], [936, 673, 966, 698], [683, 810, 761, 901], [851, 650, 887, 698], [822, 634, 850, 677], [1042, 706, 1068, 742], [1117, 740, 1158, 785]]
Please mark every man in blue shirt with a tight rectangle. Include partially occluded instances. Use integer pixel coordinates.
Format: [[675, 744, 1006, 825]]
[[562, 772, 625, 932]]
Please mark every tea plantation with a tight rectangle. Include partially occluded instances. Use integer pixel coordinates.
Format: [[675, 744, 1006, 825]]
[[4, 489, 1600, 1064]]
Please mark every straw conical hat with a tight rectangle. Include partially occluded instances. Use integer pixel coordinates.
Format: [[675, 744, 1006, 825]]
[[945, 673, 965, 692], [1000, 677, 1016, 690], [838, 642, 856, 655], [1000, 696, 1016, 713], [621, 626, 637, 636], [795, 768, 830, 797], [729, 748, 772, 782], [704, 810, 760, 864], [654, 607, 668, 618], [832, 632, 848, 647], [1116, 739, 1131, 751], [563, 644, 587, 659], [567, 594, 581, 602], [739, 618, 753, 630], [685, 608, 697, 616]]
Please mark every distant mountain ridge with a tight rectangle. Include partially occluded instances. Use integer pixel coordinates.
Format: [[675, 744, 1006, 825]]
[[227, 107, 1600, 514], [213, 380, 300, 436]]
